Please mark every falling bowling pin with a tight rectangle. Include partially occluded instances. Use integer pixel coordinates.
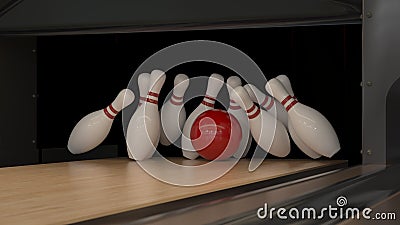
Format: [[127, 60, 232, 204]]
[[160, 74, 190, 146], [231, 86, 290, 157], [226, 76, 252, 158], [266, 78, 340, 157], [274, 75, 321, 159], [126, 70, 166, 160], [68, 89, 135, 154], [181, 74, 224, 159], [244, 84, 288, 127]]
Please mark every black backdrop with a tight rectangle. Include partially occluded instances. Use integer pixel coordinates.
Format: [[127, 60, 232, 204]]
[[37, 24, 361, 165]]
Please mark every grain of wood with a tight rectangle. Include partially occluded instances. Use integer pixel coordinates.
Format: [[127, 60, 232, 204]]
[[0, 158, 345, 225]]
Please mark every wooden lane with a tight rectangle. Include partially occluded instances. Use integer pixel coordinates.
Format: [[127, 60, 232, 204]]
[[0, 158, 346, 225]]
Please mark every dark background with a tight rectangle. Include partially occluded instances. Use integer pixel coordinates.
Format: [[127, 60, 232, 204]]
[[37, 24, 362, 165]]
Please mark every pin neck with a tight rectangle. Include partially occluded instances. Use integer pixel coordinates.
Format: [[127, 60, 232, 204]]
[[103, 104, 119, 119], [148, 92, 159, 97], [201, 95, 215, 108], [139, 96, 146, 106], [260, 95, 275, 111], [170, 94, 183, 106], [146, 91, 159, 105], [246, 104, 260, 119], [229, 99, 241, 110], [281, 95, 298, 111]]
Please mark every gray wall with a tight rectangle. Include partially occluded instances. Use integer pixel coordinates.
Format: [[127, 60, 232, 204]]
[[0, 37, 38, 167]]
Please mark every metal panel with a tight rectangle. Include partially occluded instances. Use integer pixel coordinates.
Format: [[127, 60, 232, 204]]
[[363, 0, 400, 164], [0, 37, 38, 167], [0, 0, 361, 35]]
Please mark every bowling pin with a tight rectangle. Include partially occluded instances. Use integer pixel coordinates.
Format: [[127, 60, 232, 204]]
[[160, 74, 190, 146], [275, 75, 321, 159], [127, 72, 150, 159], [138, 73, 150, 107], [243, 84, 288, 127], [68, 89, 135, 154], [266, 78, 340, 157], [226, 76, 252, 158], [231, 86, 290, 157], [181, 74, 224, 159], [126, 70, 166, 160]]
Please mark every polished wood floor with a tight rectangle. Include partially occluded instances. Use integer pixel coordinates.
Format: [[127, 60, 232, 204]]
[[0, 157, 346, 225]]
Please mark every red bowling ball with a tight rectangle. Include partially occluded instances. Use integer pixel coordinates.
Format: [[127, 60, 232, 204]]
[[190, 109, 242, 160]]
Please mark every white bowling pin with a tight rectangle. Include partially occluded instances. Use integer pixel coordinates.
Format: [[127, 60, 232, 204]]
[[275, 75, 321, 159], [160, 74, 190, 146], [231, 86, 290, 157], [68, 89, 135, 154], [266, 78, 340, 157], [181, 74, 224, 159], [127, 72, 150, 159], [226, 76, 252, 158], [288, 121, 321, 159], [138, 73, 150, 107], [244, 84, 288, 127], [127, 70, 166, 160]]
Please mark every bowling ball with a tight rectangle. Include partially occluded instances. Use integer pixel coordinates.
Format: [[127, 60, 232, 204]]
[[190, 109, 242, 160]]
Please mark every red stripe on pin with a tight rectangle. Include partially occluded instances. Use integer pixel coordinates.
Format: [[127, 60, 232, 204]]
[[286, 100, 298, 111], [205, 95, 216, 101], [146, 98, 158, 105], [108, 104, 118, 114], [260, 96, 269, 107], [170, 98, 182, 106], [229, 105, 241, 110], [246, 104, 256, 113], [201, 101, 214, 107], [103, 108, 115, 119], [148, 92, 159, 97], [265, 98, 274, 110], [281, 95, 292, 106], [172, 94, 183, 100], [248, 107, 260, 119]]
